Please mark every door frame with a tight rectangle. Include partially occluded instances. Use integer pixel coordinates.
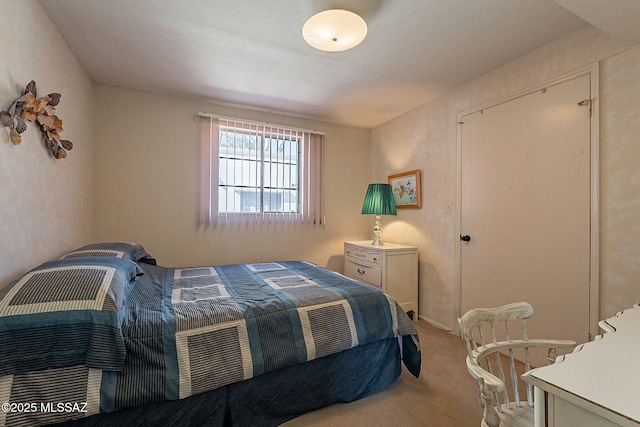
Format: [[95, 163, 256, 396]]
[[454, 63, 600, 340]]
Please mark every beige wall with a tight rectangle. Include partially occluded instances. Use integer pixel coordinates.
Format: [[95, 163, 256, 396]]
[[372, 25, 640, 330], [4, 4, 639, 330], [92, 85, 371, 270], [0, 0, 93, 288], [600, 46, 640, 317]]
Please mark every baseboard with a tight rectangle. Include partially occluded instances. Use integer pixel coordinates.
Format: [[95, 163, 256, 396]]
[[418, 315, 454, 333]]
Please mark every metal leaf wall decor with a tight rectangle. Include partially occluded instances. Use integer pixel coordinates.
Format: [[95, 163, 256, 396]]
[[1, 80, 73, 159]]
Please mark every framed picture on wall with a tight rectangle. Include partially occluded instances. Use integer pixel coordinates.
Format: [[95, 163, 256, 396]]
[[388, 169, 422, 209]]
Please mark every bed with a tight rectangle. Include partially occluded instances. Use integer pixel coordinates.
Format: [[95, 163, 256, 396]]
[[0, 242, 421, 427]]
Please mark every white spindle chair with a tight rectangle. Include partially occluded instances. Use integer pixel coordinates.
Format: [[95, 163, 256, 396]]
[[457, 302, 577, 427]]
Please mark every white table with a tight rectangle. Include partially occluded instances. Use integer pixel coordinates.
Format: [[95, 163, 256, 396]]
[[522, 304, 640, 426]]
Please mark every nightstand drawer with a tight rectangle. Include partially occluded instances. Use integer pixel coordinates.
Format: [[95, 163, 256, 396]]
[[344, 259, 382, 288], [344, 244, 381, 267]]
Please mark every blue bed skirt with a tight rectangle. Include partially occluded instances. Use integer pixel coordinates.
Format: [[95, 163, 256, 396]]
[[58, 336, 401, 427]]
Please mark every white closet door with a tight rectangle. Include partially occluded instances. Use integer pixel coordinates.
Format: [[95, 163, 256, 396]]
[[460, 74, 593, 347]]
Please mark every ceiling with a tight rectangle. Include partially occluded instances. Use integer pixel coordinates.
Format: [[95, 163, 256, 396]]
[[39, 0, 640, 128]]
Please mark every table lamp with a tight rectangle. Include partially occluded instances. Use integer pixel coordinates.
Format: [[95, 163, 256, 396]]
[[361, 183, 397, 245]]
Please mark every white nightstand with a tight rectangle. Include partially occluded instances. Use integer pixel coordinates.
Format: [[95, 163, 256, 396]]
[[344, 241, 418, 320]]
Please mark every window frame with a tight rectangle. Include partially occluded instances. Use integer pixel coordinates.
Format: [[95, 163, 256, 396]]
[[217, 126, 301, 215]]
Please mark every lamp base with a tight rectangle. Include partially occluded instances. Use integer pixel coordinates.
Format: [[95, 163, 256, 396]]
[[371, 215, 384, 245]]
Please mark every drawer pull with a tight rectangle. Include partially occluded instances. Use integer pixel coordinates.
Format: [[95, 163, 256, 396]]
[[357, 269, 365, 275]]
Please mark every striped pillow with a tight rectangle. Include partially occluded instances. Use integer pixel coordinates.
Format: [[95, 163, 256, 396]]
[[0, 257, 138, 375], [61, 241, 156, 265]]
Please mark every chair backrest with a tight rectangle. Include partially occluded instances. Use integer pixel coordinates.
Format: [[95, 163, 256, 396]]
[[458, 302, 577, 427], [458, 302, 536, 412]]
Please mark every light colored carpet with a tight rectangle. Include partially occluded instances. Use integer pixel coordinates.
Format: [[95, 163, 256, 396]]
[[281, 320, 483, 427]]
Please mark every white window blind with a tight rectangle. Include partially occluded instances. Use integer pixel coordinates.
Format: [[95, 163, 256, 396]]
[[200, 115, 325, 227]]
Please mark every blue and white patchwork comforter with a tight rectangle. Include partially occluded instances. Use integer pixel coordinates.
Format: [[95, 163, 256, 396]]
[[0, 245, 420, 426]]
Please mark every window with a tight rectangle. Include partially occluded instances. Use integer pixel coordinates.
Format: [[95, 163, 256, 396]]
[[218, 127, 299, 214], [200, 116, 324, 227]]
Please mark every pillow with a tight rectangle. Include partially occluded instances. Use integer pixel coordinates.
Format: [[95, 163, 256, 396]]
[[0, 257, 138, 376], [61, 241, 156, 265]]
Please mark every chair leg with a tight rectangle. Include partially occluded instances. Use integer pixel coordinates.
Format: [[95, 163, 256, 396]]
[[480, 386, 500, 427]]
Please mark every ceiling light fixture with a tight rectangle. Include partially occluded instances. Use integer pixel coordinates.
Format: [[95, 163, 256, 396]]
[[302, 9, 367, 52]]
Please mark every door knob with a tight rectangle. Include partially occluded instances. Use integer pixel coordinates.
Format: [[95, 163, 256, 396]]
[[460, 234, 471, 242]]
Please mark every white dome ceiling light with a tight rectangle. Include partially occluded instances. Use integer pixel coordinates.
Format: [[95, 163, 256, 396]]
[[302, 9, 367, 52]]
